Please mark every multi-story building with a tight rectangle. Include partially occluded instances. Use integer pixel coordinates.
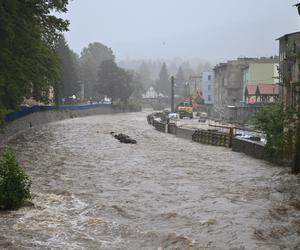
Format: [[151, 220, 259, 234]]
[[213, 58, 256, 118], [277, 31, 300, 172], [213, 57, 279, 119], [202, 71, 214, 104], [277, 32, 300, 110]]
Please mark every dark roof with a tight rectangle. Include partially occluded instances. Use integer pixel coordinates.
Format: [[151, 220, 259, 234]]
[[276, 31, 300, 40], [293, 3, 300, 7]]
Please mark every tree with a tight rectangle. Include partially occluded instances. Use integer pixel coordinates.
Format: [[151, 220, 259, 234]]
[[55, 36, 80, 98], [0, 148, 31, 210], [181, 61, 195, 79], [138, 62, 153, 89], [96, 60, 133, 102], [254, 104, 285, 160], [156, 63, 169, 96], [0, 0, 69, 111], [79, 42, 115, 99], [128, 71, 144, 100], [175, 67, 186, 97]]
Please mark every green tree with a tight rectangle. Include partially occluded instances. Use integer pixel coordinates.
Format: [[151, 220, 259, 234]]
[[0, 148, 31, 210], [79, 42, 115, 99], [156, 63, 169, 96], [0, 0, 69, 112], [128, 71, 144, 100], [55, 36, 80, 98], [254, 104, 285, 160], [96, 60, 134, 102]]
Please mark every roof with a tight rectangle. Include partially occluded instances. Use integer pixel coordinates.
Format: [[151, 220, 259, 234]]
[[246, 85, 257, 95], [257, 84, 279, 95], [245, 84, 279, 96], [276, 31, 300, 40], [293, 3, 300, 7]]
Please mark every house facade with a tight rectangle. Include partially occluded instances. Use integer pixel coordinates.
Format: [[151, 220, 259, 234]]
[[242, 62, 279, 102], [213, 58, 257, 118], [277, 31, 300, 171], [142, 86, 160, 99], [202, 71, 214, 104], [277, 32, 300, 110]]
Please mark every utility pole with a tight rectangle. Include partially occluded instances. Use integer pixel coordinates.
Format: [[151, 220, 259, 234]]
[[171, 76, 175, 113]]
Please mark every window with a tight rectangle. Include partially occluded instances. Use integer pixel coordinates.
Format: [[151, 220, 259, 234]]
[[208, 75, 211, 81], [208, 95, 211, 102], [208, 85, 211, 91]]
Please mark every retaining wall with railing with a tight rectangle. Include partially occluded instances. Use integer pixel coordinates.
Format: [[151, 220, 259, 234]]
[[147, 113, 268, 161]]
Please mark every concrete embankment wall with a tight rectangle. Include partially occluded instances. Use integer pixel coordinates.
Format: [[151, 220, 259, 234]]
[[232, 137, 267, 160], [148, 115, 269, 162], [176, 127, 195, 140], [0, 106, 116, 144]]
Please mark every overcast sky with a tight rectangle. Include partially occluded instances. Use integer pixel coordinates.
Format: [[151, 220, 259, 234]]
[[62, 0, 300, 62]]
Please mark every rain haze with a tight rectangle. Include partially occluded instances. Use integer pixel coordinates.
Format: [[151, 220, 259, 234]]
[[63, 0, 300, 61], [2, 0, 300, 249]]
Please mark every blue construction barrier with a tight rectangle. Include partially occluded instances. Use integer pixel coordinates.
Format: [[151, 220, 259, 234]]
[[5, 103, 112, 122]]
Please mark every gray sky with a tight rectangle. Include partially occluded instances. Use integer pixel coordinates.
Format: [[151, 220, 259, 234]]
[[62, 0, 300, 61]]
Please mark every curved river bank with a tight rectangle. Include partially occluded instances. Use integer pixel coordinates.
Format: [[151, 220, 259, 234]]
[[0, 111, 299, 249]]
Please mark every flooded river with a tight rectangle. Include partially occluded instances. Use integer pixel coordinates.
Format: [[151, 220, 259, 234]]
[[1, 111, 299, 249]]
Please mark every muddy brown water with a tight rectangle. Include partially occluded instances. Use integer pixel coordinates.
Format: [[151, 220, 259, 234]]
[[0, 111, 299, 249]]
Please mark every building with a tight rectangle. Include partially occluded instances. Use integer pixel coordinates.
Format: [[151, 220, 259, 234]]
[[213, 58, 257, 118], [244, 84, 279, 104], [202, 71, 214, 104], [277, 32, 300, 111], [213, 57, 279, 119], [277, 31, 300, 172], [142, 86, 165, 99], [242, 62, 279, 102]]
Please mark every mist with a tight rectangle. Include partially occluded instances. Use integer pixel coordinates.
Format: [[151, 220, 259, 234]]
[[62, 0, 299, 61]]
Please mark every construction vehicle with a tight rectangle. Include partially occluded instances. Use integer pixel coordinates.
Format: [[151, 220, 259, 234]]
[[175, 101, 193, 119]]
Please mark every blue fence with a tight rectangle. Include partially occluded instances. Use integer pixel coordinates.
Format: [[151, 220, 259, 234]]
[[5, 103, 112, 122]]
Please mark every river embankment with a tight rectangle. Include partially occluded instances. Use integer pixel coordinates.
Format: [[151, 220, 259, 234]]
[[0, 104, 117, 145]]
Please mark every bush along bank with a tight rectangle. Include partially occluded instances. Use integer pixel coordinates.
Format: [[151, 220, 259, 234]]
[[0, 148, 31, 210]]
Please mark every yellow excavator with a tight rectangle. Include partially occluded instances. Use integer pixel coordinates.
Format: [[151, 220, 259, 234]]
[[175, 101, 193, 119]]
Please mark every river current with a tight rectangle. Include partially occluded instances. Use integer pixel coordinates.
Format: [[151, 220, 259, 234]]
[[0, 111, 299, 249]]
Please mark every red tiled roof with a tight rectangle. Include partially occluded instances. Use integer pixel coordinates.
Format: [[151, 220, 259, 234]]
[[257, 84, 279, 95], [246, 85, 257, 95]]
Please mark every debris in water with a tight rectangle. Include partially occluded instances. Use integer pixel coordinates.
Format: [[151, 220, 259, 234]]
[[110, 132, 137, 144]]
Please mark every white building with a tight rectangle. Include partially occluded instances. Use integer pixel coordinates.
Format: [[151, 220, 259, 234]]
[[142, 86, 165, 99], [202, 71, 215, 104]]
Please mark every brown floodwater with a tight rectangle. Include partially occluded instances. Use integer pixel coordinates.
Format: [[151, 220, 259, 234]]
[[0, 111, 299, 249]]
